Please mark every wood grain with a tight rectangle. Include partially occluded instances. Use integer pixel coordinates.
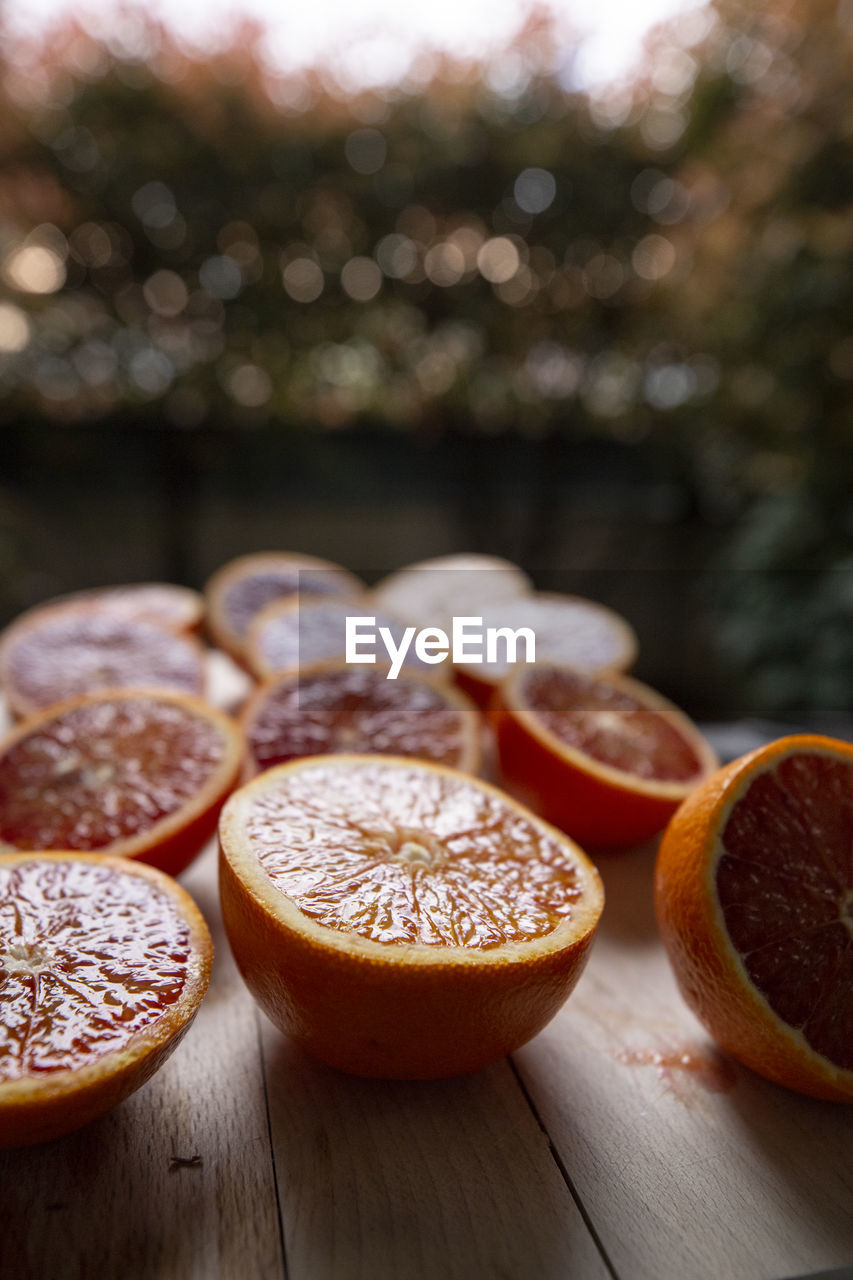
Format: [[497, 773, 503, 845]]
[[261, 1022, 609, 1280], [514, 840, 853, 1280], [0, 843, 284, 1280]]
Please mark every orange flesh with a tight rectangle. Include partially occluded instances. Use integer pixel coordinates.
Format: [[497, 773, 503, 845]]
[[223, 568, 352, 639], [0, 698, 227, 850], [255, 602, 431, 674], [0, 858, 190, 1080], [246, 761, 586, 948], [716, 752, 853, 1070], [4, 615, 203, 710], [521, 669, 704, 782], [247, 669, 469, 770], [460, 597, 629, 680], [80, 584, 199, 629]]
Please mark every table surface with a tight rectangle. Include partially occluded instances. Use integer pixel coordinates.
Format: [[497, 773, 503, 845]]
[[2, 709, 853, 1280]]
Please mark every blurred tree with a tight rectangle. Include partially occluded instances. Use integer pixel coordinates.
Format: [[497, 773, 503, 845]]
[[0, 12, 667, 437], [638, 0, 853, 713], [1, 1, 851, 713]]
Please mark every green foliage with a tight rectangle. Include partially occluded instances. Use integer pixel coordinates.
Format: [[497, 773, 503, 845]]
[[0, 22, 677, 435], [1, 1, 852, 713]]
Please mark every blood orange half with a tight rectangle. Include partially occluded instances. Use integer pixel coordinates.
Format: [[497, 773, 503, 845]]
[[493, 665, 717, 848], [241, 662, 481, 776], [244, 596, 445, 682], [656, 735, 853, 1101], [0, 602, 206, 720], [0, 852, 212, 1147], [205, 552, 365, 663], [453, 592, 638, 710], [219, 755, 604, 1078], [371, 554, 532, 629], [28, 583, 205, 634], [0, 691, 244, 876]]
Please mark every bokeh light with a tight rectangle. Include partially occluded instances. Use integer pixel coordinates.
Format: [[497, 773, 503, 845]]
[[513, 168, 556, 215], [282, 257, 325, 302], [3, 240, 67, 294], [0, 304, 32, 353], [477, 237, 520, 284], [345, 127, 387, 174], [341, 256, 383, 301]]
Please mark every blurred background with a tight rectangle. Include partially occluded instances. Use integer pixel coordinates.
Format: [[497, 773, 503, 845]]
[[1, 0, 851, 721]]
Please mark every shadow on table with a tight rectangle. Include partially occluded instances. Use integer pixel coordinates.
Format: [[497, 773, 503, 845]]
[[716, 1069, 853, 1269], [260, 1032, 607, 1280], [0, 1098, 267, 1280], [590, 837, 661, 948]]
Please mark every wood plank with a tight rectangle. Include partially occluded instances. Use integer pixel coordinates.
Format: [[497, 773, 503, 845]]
[[514, 840, 853, 1280], [0, 842, 284, 1280], [261, 1020, 611, 1280]]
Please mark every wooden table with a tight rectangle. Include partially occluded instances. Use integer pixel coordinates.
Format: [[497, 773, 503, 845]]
[[4, 818, 853, 1280]]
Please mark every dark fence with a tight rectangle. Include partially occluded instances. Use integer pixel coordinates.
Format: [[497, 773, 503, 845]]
[[2, 419, 734, 718]]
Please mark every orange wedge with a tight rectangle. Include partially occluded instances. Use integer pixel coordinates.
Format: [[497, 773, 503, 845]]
[[204, 552, 364, 663], [371, 553, 532, 628], [0, 601, 206, 720], [493, 664, 717, 848], [244, 596, 447, 682], [0, 851, 212, 1147], [0, 690, 244, 876], [656, 735, 853, 1101], [241, 662, 482, 776], [219, 755, 604, 1078], [26, 583, 205, 634], [453, 592, 638, 710]]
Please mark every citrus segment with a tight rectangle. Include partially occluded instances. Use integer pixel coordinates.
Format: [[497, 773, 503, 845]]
[[205, 552, 364, 662], [0, 604, 205, 720], [453, 592, 638, 710], [522, 668, 705, 781], [245, 596, 443, 682], [0, 851, 212, 1147], [33, 583, 204, 634], [242, 663, 481, 776], [372, 554, 532, 629], [219, 755, 603, 1078], [0, 691, 244, 876], [494, 665, 716, 848], [655, 735, 853, 1100]]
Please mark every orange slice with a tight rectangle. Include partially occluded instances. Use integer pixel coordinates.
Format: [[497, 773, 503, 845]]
[[656, 735, 853, 1101], [244, 596, 447, 682], [493, 665, 717, 848], [218, 755, 603, 1078], [23, 583, 205, 634], [204, 552, 364, 663], [0, 851, 212, 1147], [371, 553, 532, 629], [0, 690, 244, 876], [0, 602, 206, 720], [241, 662, 482, 776], [453, 592, 638, 710]]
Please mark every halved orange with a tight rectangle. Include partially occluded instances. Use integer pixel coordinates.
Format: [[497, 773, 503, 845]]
[[219, 755, 604, 1078], [204, 552, 365, 663], [244, 596, 447, 682], [0, 690, 244, 876], [241, 662, 482, 776], [25, 583, 205, 634], [0, 602, 206, 720], [656, 735, 853, 1101], [493, 665, 717, 848], [371, 553, 532, 629], [453, 592, 638, 710], [0, 851, 212, 1147]]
